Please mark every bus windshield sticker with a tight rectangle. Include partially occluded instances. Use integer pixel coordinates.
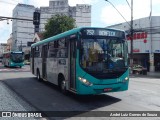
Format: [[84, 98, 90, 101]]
[[59, 59, 66, 65]]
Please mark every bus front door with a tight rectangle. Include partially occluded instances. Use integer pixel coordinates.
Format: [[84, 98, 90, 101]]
[[31, 48, 34, 74], [69, 40, 76, 91], [42, 45, 48, 79]]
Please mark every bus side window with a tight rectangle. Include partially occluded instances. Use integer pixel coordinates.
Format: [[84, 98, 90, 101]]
[[54, 41, 58, 48], [49, 41, 57, 58], [39, 45, 42, 57], [34, 46, 40, 57], [57, 38, 68, 58]]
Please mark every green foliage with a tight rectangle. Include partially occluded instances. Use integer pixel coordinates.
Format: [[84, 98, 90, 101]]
[[43, 14, 76, 39]]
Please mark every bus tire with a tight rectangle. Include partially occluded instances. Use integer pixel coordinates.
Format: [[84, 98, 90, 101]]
[[37, 70, 42, 82]]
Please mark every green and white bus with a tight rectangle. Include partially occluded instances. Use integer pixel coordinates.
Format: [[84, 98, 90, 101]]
[[31, 27, 129, 95], [2, 51, 24, 68]]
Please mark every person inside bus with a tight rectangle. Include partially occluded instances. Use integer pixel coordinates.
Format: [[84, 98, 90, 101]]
[[88, 47, 98, 65]]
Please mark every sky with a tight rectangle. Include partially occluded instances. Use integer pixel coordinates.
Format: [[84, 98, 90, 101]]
[[0, 0, 160, 43]]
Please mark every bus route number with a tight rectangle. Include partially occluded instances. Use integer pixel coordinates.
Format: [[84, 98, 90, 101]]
[[99, 30, 116, 36], [86, 30, 95, 35]]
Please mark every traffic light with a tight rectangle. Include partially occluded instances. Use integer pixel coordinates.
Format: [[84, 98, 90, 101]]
[[33, 11, 40, 25]]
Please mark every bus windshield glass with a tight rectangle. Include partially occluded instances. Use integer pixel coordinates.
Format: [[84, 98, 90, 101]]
[[11, 53, 24, 63], [80, 38, 128, 78]]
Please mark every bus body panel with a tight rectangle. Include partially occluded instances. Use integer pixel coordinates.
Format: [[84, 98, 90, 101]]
[[76, 68, 129, 95], [33, 57, 69, 86], [46, 58, 68, 85], [76, 80, 129, 95], [57, 58, 69, 82], [9, 61, 24, 67], [47, 58, 58, 84], [76, 63, 129, 85], [31, 27, 129, 95], [76, 51, 129, 95]]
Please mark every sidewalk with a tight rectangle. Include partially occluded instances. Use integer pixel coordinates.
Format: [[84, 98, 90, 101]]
[[130, 71, 160, 78], [147, 71, 160, 78]]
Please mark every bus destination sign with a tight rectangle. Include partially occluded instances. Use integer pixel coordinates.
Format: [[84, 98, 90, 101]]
[[81, 28, 125, 38]]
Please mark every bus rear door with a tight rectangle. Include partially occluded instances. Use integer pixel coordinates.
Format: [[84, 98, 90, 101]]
[[31, 48, 35, 74], [42, 45, 48, 79], [69, 39, 76, 91]]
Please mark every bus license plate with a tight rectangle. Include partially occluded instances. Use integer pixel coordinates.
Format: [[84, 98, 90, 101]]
[[104, 88, 112, 92]]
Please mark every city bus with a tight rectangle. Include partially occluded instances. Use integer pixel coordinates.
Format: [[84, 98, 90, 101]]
[[2, 51, 24, 68], [31, 27, 129, 95]]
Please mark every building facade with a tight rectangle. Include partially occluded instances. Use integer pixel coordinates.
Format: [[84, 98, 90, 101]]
[[107, 16, 160, 72], [0, 43, 7, 54], [39, 0, 91, 32], [12, 1, 91, 50], [12, 4, 35, 51], [6, 33, 13, 51]]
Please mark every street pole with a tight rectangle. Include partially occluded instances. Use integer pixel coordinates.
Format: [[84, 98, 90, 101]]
[[130, 0, 133, 72], [21, 41, 22, 51]]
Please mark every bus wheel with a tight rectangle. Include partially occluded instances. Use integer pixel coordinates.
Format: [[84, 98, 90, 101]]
[[60, 80, 67, 94]]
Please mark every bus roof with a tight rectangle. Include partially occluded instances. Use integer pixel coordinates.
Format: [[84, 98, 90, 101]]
[[31, 27, 82, 47], [31, 27, 125, 47]]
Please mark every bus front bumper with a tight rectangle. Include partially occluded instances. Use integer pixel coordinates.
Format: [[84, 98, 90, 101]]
[[10, 62, 24, 67], [76, 81, 129, 95]]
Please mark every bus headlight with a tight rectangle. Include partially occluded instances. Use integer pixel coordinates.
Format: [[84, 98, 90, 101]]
[[125, 77, 129, 81], [78, 77, 93, 86]]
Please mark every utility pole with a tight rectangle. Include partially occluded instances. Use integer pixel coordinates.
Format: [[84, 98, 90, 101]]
[[21, 41, 22, 51], [130, 0, 133, 72]]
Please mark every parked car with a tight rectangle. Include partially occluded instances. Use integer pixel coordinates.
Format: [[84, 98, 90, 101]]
[[132, 64, 147, 75]]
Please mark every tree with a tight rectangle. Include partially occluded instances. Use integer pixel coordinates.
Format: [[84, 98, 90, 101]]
[[43, 14, 76, 39]]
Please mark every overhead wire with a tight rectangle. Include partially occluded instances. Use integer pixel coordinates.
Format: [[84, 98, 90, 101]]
[[125, 0, 131, 9], [105, 0, 131, 27]]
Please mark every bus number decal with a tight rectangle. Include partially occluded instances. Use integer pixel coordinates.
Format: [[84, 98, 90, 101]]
[[86, 30, 95, 35]]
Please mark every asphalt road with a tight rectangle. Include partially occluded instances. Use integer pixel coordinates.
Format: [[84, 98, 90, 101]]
[[0, 64, 159, 120]]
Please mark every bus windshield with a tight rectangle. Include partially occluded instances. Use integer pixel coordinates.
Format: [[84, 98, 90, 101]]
[[80, 38, 128, 79], [11, 53, 24, 63]]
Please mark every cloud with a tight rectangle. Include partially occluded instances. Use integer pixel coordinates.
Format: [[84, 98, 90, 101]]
[[100, 0, 152, 26], [0, 1, 20, 43], [101, 4, 130, 25], [69, 0, 98, 6], [29, 0, 96, 7], [27, 0, 49, 7], [1, 0, 160, 43]]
